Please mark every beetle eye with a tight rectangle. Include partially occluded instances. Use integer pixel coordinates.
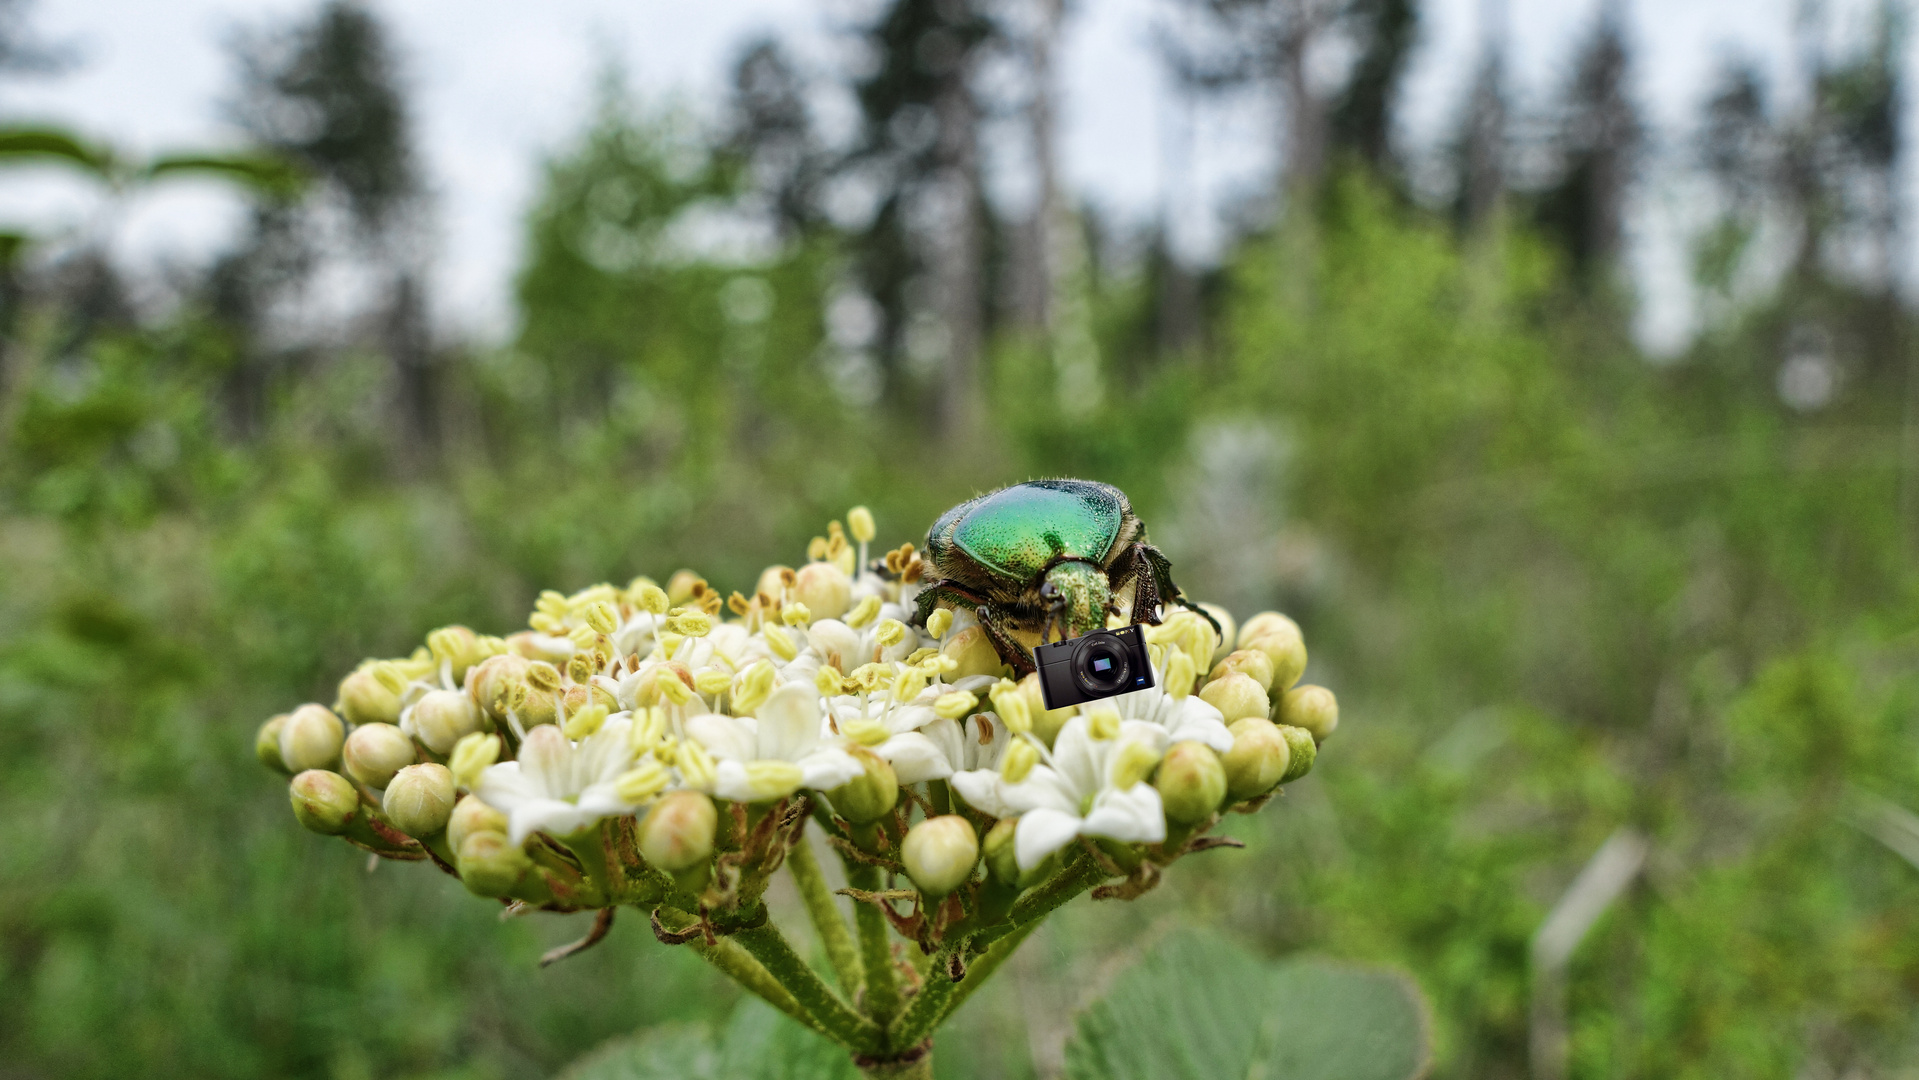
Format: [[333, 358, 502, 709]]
[[1039, 581, 1059, 601]]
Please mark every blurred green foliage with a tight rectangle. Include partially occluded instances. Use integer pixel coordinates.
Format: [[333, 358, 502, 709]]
[[4, 72, 1919, 1080]]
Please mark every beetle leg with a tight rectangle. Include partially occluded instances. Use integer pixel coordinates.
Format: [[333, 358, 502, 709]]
[[1135, 544, 1222, 637], [1125, 545, 1165, 625], [976, 606, 1038, 676], [913, 581, 992, 628]]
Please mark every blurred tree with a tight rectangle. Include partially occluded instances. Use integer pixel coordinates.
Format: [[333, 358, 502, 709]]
[[1327, 0, 1418, 176], [1161, 0, 1343, 197], [1453, 0, 1508, 234], [1532, 2, 1639, 284], [217, 0, 435, 460], [847, 0, 997, 439], [727, 37, 827, 242]]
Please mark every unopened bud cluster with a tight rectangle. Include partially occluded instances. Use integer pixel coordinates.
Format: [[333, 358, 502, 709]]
[[254, 504, 1338, 1056]]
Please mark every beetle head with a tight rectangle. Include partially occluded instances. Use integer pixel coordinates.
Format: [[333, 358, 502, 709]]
[[1040, 561, 1111, 642]]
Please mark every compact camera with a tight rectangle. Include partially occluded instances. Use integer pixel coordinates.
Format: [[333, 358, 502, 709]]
[[1034, 624, 1155, 710]]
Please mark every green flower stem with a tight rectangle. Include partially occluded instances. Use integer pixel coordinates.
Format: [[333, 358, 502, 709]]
[[734, 922, 882, 1052], [885, 948, 960, 1051], [932, 917, 1039, 1031], [858, 1051, 934, 1079], [656, 906, 826, 1038], [848, 862, 903, 1027], [559, 822, 617, 905], [787, 832, 863, 995]]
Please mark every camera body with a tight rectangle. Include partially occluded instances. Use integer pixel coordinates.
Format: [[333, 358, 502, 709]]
[[1035, 624, 1155, 711]]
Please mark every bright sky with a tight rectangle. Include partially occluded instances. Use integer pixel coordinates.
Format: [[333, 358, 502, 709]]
[[0, 0, 1872, 349]]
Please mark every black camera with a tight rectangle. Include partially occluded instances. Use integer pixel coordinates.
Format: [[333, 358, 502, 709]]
[[1034, 624, 1155, 710]]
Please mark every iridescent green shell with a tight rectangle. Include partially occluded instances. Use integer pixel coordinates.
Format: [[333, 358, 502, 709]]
[[945, 480, 1124, 580]]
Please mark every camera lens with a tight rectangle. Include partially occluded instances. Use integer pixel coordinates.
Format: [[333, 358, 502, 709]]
[[1072, 634, 1132, 697]]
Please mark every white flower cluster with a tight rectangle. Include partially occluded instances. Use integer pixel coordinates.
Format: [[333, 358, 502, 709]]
[[258, 506, 1339, 910]]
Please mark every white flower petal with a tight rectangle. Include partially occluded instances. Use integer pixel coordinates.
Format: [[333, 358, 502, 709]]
[[518, 726, 572, 795], [473, 761, 541, 813], [506, 798, 594, 846], [1166, 697, 1234, 752], [875, 731, 955, 784], [1081, 784, 1167, 846], [1015, 807, 1085, 872], [687, 713, 758, 762], [756, 681, 822, 762], [1000, 765, 1082, 817], [951, 768, 1016, 817], [963, 713, 1009, 772], [711, 759, 758, 803], [797, 746, 863, 791], [1048, 716, 1101, 798]]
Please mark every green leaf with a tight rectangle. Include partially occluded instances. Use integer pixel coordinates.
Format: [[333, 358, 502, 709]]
[[1063, 929, 1429, 1080], [553, 1021, 719, 1080], [141, 153, 307, 199], [0, 126, 114, 175], [553, 1000, 857, 1080]]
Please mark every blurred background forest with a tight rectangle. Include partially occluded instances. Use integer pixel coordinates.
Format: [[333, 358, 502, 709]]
[[4, 0, 1919, 1077]]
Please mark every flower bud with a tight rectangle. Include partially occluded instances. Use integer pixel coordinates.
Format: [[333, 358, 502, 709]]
[[427, 625, 492, 681], [755, 565, 791, 600], [289, 769, 360, 835], [1210, 649, 1275, 693], [446, 793, 508, 854], [1199, 672, 1269, 723], [457, 830, 534, 898], [409, 689, 487, 755], [1278, 724, 1316, 782], [1221, 718, 1290, 801], [467, 653, 531, 720], [983, 818, 1021, 885], [343, 723, 416, 789], [942, 625, 1003, 679], [1239, 613, 1307, 692], [1017, 673, 1075, 746], [279, 704, 345, 773], [520, 663, 562, 726], [256, 714, 290, 773], [925, 608, 954, 640], [665, 569, 705, 605], [639, 791, 718, 872], [902, 815, 979, 897], [1198, 603, 1237, 665], [449, 732, 501, 790], [384, 763, 456, 838], [1155, 742, 1227, 823], [1277, 684, 1338, 741], [826, 746, 898, 823], [793, 561, 851, 621], [338, 664, 403, 726], [563, 682, 619, 720], [848, 506, 876, 544]]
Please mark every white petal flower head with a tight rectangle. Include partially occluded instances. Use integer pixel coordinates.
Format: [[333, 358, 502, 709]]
[[475, 716, 649, 845], [952, 712, 1166, 872], [1110, 661, 1235, 753], [687, 681, 862, 802]]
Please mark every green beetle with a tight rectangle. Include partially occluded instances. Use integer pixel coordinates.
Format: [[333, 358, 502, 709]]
[[913, 479, 1213, 674]]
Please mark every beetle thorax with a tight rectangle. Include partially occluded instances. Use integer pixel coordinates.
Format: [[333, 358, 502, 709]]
[[1042, 561, 1112, 642]]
